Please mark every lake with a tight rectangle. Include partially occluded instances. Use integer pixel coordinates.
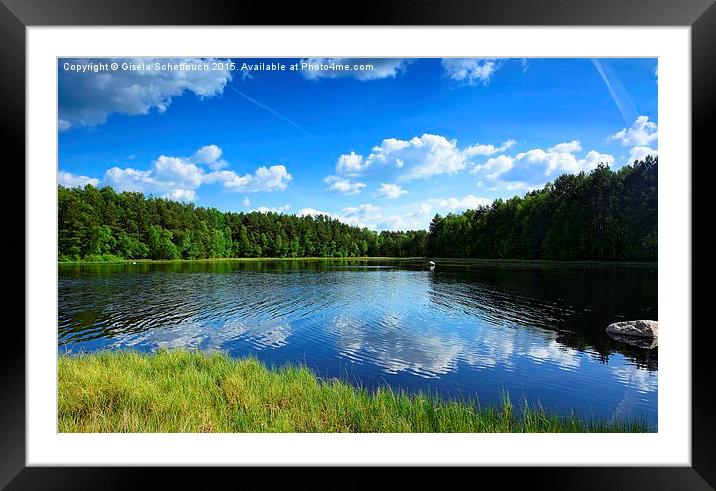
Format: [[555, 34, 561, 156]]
[[58, 259, 658, 426]]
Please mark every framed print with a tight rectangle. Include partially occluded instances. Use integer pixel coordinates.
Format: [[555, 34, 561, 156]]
[[2, 0, 715, 487]]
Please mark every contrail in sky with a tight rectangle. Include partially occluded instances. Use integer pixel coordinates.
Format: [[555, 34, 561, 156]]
[[591, 59, 637, 125], [230, 84, 314, 138]]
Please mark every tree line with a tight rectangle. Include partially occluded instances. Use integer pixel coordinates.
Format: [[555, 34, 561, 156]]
[[58, 156, 656, 262], [428, 157, 657, 261], [58, 186, 427, 261]]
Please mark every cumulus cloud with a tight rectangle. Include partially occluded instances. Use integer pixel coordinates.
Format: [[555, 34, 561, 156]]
[[297, 208, 332, 217], [470, 154, 515, 179], [165, 189, 197, 201], [300, 196, 492, 232], [297, 203, 421, 231], [441, 58, 501, 86], [340, 203, 383, 228], [205, 165, 293, 192], [580, 150, 616, 171], [463, 139, 516, 158], [242, 197, 250, 208], [375, 183, 407, 199], [425, 194, 493, 212], [323, 175, 366, 195], [609, 115, 658, 146], [627, 146, 658, 164], [336, 134, 468, 181], [335, 151, 366, 175], [58, 58, 232, 128], [253, 205, 290, 214], [191, 144, 228, 170], [299, 58, 411, 81], [549, 140, 582, 154], [102, 145, 292, 201], [58, 171, 100, 188], [512, 142, 614, 176], [336, 135, 520, 183], [467, 139, 614, 193]]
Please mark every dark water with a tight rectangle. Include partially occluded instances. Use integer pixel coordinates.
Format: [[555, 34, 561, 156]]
[[58, 259, 658, 426]]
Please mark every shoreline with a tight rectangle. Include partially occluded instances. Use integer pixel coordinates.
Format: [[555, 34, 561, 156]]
[[58, 256, 658, 267], [58, 350, 652, 433]]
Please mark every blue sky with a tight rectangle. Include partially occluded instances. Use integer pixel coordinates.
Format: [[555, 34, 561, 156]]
[[58, 57, 658, 230]]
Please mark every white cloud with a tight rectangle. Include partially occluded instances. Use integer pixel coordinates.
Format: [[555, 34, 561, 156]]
[[368, 134, 467, 181], [580, 150, 616, 172], [302, 203, 419, 231], [58, 58, 232, 128], [335, 151, 366, 175], [323, 175, 366, 195], [337, 135, 519, 182], [206, 165, 293, 192], [340, 203, 382, 228], [245, 165, 293, 192], [462, 139, 516, 158], [512, 142, 614, 176], [58, 171, 100, 188], [299, 58, 411, 81], [153, 155, 205, 189], [609, 115, 658, 146], [58, 119, 72, 132], [297, 208, 332, 217], [191, 144, 221, 164], [487, 180, 545, 194], [103, 145, 292, 201], [253, 205, 290, 214], [104, 167, 159, 193], [242, 197, 250, 208], [549, 140, 581, 154], [468, 140, 614, 191], [165, 189, 197, 201], [191, 144, 228, 170], [375, 183, 407, 199], [303, 197, 491, 231], [203, 170, 250, 190], [441, 58, 500, 86], [471, 155, 514, 179], [426, 194, 493, 212], [627, 146, 658, 164]]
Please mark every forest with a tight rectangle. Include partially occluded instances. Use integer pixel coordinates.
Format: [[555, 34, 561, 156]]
[[58, 156, 657, 262]]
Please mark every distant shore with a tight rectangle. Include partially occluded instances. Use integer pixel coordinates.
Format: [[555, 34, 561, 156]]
[[58, 256, 657, 267], [58, 350, 651, 433]]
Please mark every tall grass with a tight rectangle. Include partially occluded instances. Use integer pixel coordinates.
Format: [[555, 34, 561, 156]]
[[58, 350, 651, 433]]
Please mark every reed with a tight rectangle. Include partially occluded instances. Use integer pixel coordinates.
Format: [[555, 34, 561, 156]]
[[58, 350, 651, 433]]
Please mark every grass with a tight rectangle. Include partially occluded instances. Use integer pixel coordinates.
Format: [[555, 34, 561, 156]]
[[58, 350, 651, 433]]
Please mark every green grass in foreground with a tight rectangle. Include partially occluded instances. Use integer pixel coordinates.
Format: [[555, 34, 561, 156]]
[[58, 350, 651, 433]]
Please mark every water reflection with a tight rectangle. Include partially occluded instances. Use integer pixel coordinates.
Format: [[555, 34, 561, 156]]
[[59, 259, 657, 423]]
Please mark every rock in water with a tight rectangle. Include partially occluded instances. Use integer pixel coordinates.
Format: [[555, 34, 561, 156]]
[[605, 320, 658, 338], [606, 331, 658, 349]]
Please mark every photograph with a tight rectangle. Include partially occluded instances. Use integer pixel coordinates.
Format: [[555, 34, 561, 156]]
[[56, 56, 659, 434]]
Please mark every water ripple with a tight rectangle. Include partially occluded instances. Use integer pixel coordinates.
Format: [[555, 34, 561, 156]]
[[58, 260, 658, 423]]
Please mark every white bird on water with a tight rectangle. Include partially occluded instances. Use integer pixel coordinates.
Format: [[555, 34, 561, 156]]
[[428, 260, 435, 267]]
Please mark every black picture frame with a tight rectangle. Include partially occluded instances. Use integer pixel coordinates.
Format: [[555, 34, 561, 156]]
[[2, 0, 714, 487]]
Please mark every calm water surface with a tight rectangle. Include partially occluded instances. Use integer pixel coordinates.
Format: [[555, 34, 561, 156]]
[[58, 259, 658, 426]]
